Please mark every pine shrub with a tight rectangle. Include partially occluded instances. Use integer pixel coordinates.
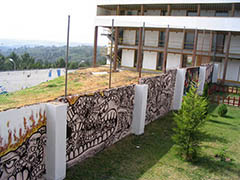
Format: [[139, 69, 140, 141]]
[[172, 83, 209, 161], [218, 104, 228, 117]]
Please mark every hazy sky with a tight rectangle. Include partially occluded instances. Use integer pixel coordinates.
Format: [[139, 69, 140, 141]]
[[0, 0, 106, 45]]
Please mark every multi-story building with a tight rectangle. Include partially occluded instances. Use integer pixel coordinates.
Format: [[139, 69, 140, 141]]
[[93, 0, 240, 85]]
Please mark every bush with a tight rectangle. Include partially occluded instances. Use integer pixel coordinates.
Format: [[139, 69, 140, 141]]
[[172, 83, 208, 161], [218, 104, 228, 117]]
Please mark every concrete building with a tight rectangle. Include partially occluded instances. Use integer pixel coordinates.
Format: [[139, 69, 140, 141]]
[[93, 0, 240, 85]]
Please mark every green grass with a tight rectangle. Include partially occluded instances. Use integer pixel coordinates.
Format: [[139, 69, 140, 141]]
[[66, 105, 240, 180]]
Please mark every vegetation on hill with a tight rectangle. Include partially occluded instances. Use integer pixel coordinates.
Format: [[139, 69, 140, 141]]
[[0, 46, 106, 71]]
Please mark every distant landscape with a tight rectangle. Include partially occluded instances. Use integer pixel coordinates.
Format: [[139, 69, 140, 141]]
[[0, 39, 107, 71]]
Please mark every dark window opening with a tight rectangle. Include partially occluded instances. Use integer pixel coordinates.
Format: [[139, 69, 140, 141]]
[[184, 32, 194, 50], [161, 10, 167, 16], [216, 11, 228, 17], [159, 31, 165, 47], [212, 33, 225, 53], [134, 50, 138, 67], [187, 11, 198, 16], [157, 52, 163, 70], [182, 55, 193, 68]]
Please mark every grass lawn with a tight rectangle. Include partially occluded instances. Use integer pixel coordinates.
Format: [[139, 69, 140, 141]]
[[0, 67, 154, 111], [66, 104, 240, 180]]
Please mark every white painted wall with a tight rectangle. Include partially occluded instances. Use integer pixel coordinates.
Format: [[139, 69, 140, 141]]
[[169, 31, 184, 49], [142, 51, 157, 70], [0, 104, 46, 147], [121, 49, 135, 67], [123, 30, 136, 45], [144, 30, 159, 47], [197, 33, 211, 51], [97, 0, 240, 5], [171, 10, 186, 16], [0, 69, 73, 93], [166, 53, 181, 70], [95, 16, 240, 32]]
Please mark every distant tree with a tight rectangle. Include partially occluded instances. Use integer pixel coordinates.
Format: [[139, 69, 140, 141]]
[[55, 58, 66, 68], [8, 52, 20, 70], [20, 53, 35, 69], [69, 61, 79, 69], [0, 54, 5, 71]]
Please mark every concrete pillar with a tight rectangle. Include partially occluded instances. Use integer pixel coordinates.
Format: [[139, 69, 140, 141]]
[[198, 66, 207, 95], [131, 84, 148, 135], [212, 64, 219, 83], [45, 102, 68, 180], [172, 68, 186, 110], [93, 26, 98, 67]]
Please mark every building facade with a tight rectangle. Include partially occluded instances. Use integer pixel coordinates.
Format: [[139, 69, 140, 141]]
[[93, 0, 240, 85]]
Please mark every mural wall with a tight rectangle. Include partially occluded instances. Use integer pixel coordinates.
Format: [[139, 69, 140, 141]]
[[60, 85, 135, 167], [184, 67, 200, 95], [0, 104, 47, 180], [140, 69, 177, 124]]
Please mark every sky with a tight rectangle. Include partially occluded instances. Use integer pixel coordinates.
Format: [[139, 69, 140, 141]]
[[0, 0, 106, 45]]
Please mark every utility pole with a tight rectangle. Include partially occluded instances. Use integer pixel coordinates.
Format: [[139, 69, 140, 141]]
[[65, 15, 70, 97], [109, 19, 114, 89]]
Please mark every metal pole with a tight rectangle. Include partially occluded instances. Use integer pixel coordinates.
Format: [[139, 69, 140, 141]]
[[65, 15, 70, 97], [139, 22, 145, 80], [109, 19, 114, 89]]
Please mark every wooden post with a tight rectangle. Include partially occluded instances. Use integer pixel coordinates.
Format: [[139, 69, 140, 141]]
[[180, 28, 186, 68], [197, 4, 201, 16], [93, 26, 98, 67], [140, 4, 144, 15], [238, 96, 240, 107], [222, 32, 232, 85], [113, 5, 120, 71], [116, 5, 120, 15], [113, 27, 119, 71], [192, 29, 198, 66], [139, 22, 145, 80], [167, 5, 171, 16], [162, 26, 170, 73], [232, 3, 235, 17], [137, 28, 143, 72], [136, 5, 144, 71], [109, 19, 114, 89]]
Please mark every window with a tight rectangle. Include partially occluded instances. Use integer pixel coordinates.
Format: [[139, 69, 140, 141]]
[[212, 33, 225, 53], [184, 32, 195, 50], [157, 53, 163, 70], [159, 32, 165, 47], [182, 55, 193, 67], [216, 11, 228, 17], [161, 10, 167, 16], [187, 11, 197, 16]]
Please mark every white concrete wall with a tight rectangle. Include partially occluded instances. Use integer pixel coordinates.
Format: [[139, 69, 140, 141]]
[[166, 53, 181, 70], [121, 49, 135, 67], [95, 16, 240, 32], [0, 68, 73, 93], [97, 0, 240, 5], [142, 51, 157, 70], [171, 10, 186, 16], [197, 33, 211, 51], [123, 30, 136, 45], [144, 30, 159, 47], [168, 31, 184, 49]]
